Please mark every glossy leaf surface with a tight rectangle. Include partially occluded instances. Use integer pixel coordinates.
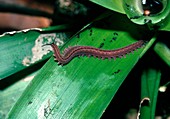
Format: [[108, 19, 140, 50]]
[[0, 26, 69, 79], [140, 69, 161, 119], [7, 13, 152, 119], [90, 0, 125, 14]]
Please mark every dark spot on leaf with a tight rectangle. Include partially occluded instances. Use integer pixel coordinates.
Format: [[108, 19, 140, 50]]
[[89, 28, 93, 36], [125, 3, 130, 8], [28, 101, 33, 105], [113, 32, 118, 36], [90, 29, 92, 32], [111, 32, 118, 41], [112, 69, 121, 75], [112, 37, 117, 41], [99, 43, 104, 48]]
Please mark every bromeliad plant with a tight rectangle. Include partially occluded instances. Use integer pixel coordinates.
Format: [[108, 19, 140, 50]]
[[0, 0, 170, 119]]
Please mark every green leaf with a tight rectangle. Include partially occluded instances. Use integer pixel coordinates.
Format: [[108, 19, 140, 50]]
[[0, 30, 40, 79], [140, 69, 161, 119], [154, 42, 170, 66], [159, 12, 170, 31], [0, 25, 70, 79], [90, 0, 125, 14], [0, 73, 33, 118], [89, 0, 170, 32], [7, 13, 151, 119], [159, 13, 170, 31]]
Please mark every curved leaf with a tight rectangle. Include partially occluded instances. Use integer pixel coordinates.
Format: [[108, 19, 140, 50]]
[[90, 0, 125, 14], [160, 13, 170, 31], [7, 13, 151, 119], [0, 25, 70, 79]]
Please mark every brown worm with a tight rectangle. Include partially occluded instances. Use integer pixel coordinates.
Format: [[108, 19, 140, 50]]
[[50, 40, 145, 65]]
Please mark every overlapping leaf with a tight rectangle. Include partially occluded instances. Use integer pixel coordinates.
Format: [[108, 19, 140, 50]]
[[0, 26, 69, 79], [7, 12, 152, 119]]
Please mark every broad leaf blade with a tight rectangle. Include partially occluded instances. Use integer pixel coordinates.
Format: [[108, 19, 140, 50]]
[[7, 13, 151, 119], [0, 25, 69, 79], [0, 74, 32, 118]]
